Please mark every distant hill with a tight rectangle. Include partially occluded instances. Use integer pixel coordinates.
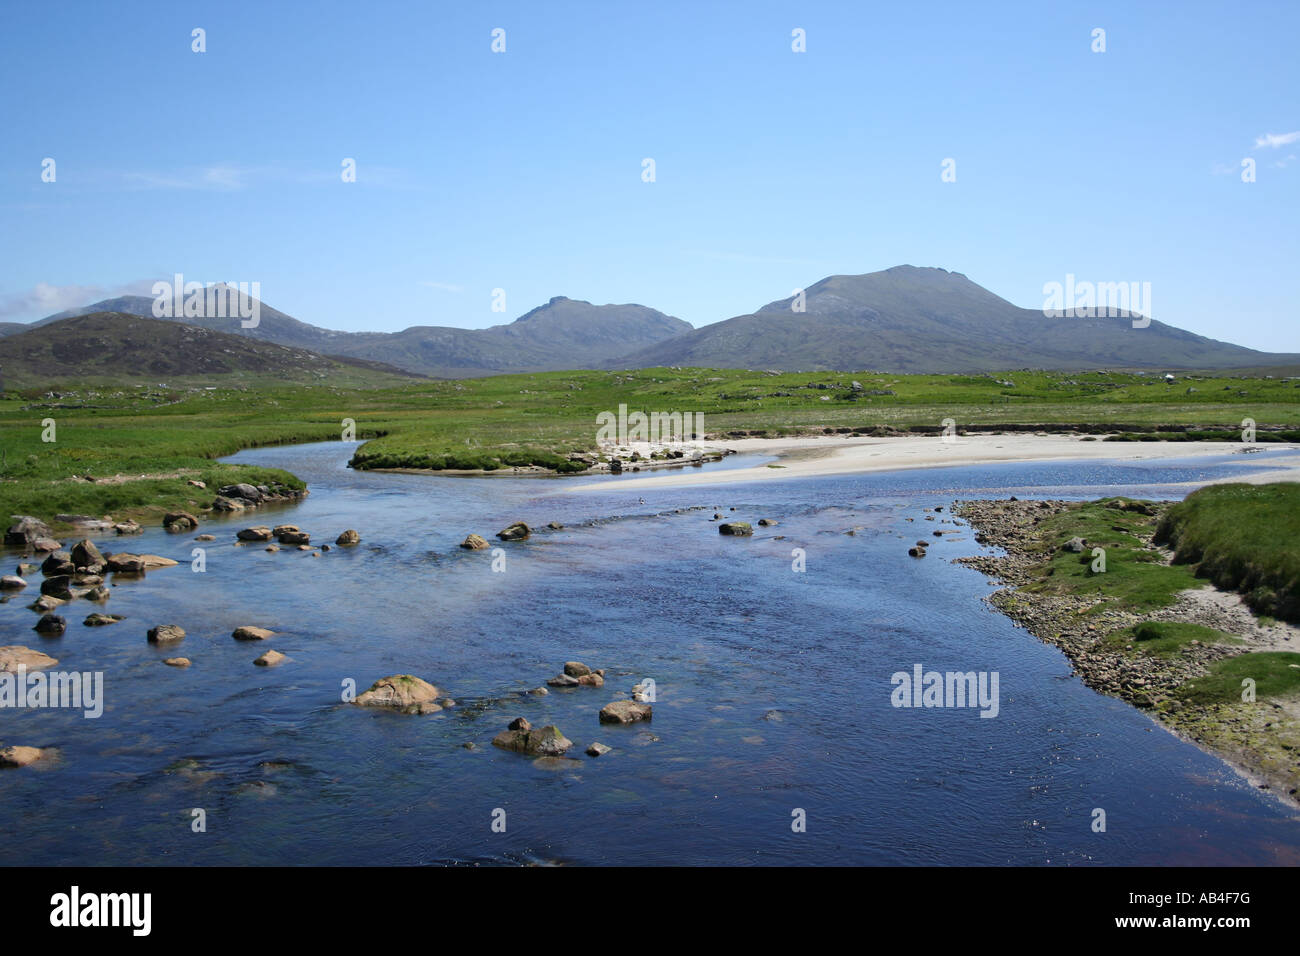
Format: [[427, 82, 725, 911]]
[[608, 266, 1298, 373], [0, 312, 423, 389], [19, 267, 1296, 377], [30, 290, 692, 378]]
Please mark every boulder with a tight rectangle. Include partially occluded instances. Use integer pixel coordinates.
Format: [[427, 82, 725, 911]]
[[163, 658, 191, 667], [272, 525, 300, 536], [0, 746, 46, 768], [211, 496, 245, 513], [460, 534, 490, 550], [547, 522, 564, 530], [163, 512, 199, 532], [354, 675, 442, 714], [335, 529, 360, 546], [491, 723, 573, 756], [218, 483, 263, 502], [497, 522, 530, 541], [254, 650, 286, 667], [41, 552, 74, 576], [1063, 536, 1087, 553], [33, 614, 67, 636], [757, 519, 778, 526], [4, 516, 53, 547], [908, 546, 926, 558], [278, 531, 310, 545], [187, 479, 206, 489], [563, 661, 592, 677], [30, 537, 63, 553], [70, 539, 105, 571], [718, 522, 753, 536], [82, 585, 111, 602], [195, 534, 215, 542], [84, 613, 123, 626], [599, 700, 653, 724], [105, 554, 146, 573], [40, 576, 74, 601], [113, 520, 143, 535], [147, 624, 186, 644], [28, 595, 64, 612], [0, 576, 27, 590], [236, 527, 273, 542], [586, 742, 612, 757], [547, 673, 581, 688], [0, 645, 58, 672], [136, 554, 179, 569], [232, 626, 274, 641], [508, 717, 532, 731]]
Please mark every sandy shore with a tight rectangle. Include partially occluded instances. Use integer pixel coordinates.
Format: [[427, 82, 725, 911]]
[[567, 434, 1300, 491]]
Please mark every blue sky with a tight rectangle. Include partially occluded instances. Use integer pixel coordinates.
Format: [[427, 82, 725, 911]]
[[2, 1, 1297, 351]]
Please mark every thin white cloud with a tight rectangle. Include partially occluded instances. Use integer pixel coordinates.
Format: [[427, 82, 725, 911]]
[[0, 279, 157, 320], [117, 163, 415, 191], [1254, 131, 1300, 149]]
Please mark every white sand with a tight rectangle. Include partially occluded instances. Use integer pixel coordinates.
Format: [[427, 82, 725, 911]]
[[566, 434, 1300, 491]]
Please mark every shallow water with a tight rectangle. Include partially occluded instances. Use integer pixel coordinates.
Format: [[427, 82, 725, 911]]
[[2, 442, 1299, 865]]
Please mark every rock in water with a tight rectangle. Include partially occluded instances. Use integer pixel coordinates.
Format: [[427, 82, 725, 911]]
[[586, 742, 612, 757], [0, 746, 46, 768], [278, 531, 310, 545], [254, 650, 286, 667], [354, 675, 443, 714], [460, 534, 489, 550], [84, 613, 123, 626], [236, 527, 273, 542], [163, 512, 199, 532], [4, 516, 53, 548], [0, 646, 58, 671], [496, 522, 530, 541], [335, 529, 360, 546], [147, 624, 186, 644], [599, 700, 653, 724], [232, 626, 275, 641], [563, 661, 592, 677], [491, 724, 573, 756], [33, 614, 67, 636], [718, 522, 753, 536], [70, 539, 106, 571], [0, 576, 27, 590], [163, 658, 191, 667]]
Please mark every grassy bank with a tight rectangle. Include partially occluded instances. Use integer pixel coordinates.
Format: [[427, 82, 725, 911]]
[[1156, 483, 1300, 623], [1, 365, 1298, 527]]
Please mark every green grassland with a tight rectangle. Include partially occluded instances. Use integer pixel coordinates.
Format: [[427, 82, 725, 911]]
[[1, 366, 1298, 527]]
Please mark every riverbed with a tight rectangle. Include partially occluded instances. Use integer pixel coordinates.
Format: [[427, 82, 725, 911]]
[[2, 441, 1299, 865]]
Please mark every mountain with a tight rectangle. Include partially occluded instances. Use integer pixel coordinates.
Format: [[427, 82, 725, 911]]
[[0, 312, 423, 389], [608, 266, 1297, 372], [30, 291, 692, 378], [35, 291, 352, 353]]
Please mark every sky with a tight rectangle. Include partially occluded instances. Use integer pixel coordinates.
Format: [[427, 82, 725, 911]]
[[1, 1, 1297, 351]]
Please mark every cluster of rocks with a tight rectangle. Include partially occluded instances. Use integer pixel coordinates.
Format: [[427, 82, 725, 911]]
[[546, 661, 605, 688], [234, 525, 359, 551], [0, 646, 60, 768], [210, 483, 308, 514]]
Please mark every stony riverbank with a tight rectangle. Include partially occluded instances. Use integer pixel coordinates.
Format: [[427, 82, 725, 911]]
[[954, 496, 1300, 806]]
